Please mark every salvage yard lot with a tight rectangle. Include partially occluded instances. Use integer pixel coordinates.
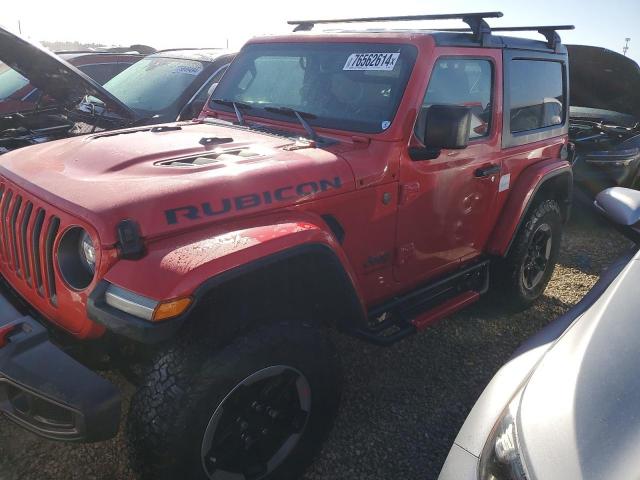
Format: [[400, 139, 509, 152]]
[[0, 210, 633, 480]]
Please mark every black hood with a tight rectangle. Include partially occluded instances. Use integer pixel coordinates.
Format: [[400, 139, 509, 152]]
[[0, 27, 136, 120], [568, 44, 640, 119]]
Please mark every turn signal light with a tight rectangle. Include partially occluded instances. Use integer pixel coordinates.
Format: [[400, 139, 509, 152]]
[[152, 297, 192, 322]]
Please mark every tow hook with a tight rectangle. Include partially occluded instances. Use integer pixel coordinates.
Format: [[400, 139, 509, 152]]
[[0, 321, 22, 348]]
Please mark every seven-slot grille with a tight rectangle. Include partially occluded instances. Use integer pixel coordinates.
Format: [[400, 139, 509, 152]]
[[0, 180, 60, 306]]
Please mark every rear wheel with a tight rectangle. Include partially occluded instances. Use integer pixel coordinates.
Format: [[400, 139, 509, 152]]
[[127, 322, 342, 480], [491, 199, 563, 311]]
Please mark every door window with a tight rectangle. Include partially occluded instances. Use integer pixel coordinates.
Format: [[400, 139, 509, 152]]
[[417, 58, 493, 142]]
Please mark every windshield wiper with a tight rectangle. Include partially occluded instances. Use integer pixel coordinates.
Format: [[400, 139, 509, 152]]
[[264, 106, 319, 142], [211, 99, 253, 126]]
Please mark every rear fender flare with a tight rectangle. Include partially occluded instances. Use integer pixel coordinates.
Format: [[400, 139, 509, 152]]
[[487, 159, 572, 257]]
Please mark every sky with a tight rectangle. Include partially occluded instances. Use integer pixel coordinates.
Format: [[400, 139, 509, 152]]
[[3, 0, 639, 64]]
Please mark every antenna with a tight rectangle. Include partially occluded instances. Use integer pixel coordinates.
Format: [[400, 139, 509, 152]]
[[623, 37, 631, 56]]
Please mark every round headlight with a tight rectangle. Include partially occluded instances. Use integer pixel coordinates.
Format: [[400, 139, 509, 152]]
[[58, 227, 97, 290], [79, 230, 96, 272]]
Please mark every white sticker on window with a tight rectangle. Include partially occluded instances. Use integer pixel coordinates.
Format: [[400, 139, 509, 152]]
[[343, 52, 400, 71], [499, 173, 511, 192], [173, 65, 203, 76], [381, 120, 391, 130]]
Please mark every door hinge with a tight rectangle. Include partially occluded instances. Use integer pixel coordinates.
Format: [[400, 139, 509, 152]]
[[399, 182, 421, 205], [395, 243, 416, 266]]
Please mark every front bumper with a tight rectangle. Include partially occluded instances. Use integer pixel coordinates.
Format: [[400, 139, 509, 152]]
[[0, 288, 121, 442]]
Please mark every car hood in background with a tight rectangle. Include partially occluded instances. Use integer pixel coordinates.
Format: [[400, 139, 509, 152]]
[[0, 26, 136, 120], [517, 252, 640, 480], [568, 44, 640, 119]]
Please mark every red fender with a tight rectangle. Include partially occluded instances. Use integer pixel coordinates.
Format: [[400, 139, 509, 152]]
[[103, 210, 365, 309], [486, 158, 572, 256]]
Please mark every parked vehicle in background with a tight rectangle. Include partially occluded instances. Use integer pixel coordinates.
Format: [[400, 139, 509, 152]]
[[0, 12, 573, 480], [439, 186, 640, 480], [0, 27, 235, 152], [0, 48, 149, 115], [102, 48, 235, 124], [568, 45, 640, 194]]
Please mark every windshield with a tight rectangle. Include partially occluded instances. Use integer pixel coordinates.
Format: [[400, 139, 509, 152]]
[[210, 42, 418, 134], [104, 56, 208, 115], [0, 63, 31, 100]]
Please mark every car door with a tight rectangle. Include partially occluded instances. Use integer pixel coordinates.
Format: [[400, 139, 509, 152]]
[[394, 54, 503, 285]]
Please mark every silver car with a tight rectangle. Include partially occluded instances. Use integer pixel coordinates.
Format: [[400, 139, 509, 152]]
[[439, 186, 640, 480]]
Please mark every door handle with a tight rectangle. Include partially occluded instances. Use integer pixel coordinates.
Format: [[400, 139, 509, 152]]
[[475, 164, 501, 178]]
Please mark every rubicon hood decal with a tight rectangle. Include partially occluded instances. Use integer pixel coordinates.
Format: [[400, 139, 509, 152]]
[[165, 177, 344, 225], [0, 122, 356, 243]]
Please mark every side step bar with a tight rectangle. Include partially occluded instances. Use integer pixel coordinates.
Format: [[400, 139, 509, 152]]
[[350, 260, 490, 346]]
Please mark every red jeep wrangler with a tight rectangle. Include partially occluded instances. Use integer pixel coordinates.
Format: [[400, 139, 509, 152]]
[[0, 12, 573, 480]]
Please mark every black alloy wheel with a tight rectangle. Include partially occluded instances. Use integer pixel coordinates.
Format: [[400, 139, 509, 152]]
[[521, 223, 553, 291], [127, 322, 342, 480], [201, 366, 311, 480]]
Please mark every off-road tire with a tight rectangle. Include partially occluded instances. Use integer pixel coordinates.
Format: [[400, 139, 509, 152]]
[[491, 199, 563, 311], [127, 322, 342, 480]]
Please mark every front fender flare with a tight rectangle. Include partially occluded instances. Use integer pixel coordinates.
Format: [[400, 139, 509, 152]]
[[94, 212, 366, 341]]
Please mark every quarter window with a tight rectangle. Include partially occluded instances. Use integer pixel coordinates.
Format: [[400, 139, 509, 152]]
[[509, 60, 564, 133], [418, 58, 493, 141]]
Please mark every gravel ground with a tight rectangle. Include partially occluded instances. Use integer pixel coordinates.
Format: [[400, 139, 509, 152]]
[[0, 210, 633, 480]]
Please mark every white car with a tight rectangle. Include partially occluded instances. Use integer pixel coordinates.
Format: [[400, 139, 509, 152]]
[[439, 186, 640, 480]]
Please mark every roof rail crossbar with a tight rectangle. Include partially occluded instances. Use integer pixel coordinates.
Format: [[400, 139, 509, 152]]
[[461, 14, 493, 45], [438, 25, 574, 50], [288, 12, 504, 39], [536, 27, 566, 51]]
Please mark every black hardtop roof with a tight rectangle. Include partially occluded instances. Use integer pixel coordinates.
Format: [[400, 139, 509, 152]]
[[300, 29, 568, 54]]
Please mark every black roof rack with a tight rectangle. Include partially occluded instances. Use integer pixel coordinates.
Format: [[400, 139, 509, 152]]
[[287, 13, 574, 50], [439, 25, 574, 49], [288, 12, 503, 43]]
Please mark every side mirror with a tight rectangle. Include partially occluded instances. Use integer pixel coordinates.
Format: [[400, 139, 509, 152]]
[[595, 187, 640, 242], [410, 104, 471, 161], [595, 187, 640, 226]]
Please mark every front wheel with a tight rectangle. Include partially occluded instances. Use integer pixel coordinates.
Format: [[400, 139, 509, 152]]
[[127, 322, 342, 480], [491, 199, 563, 311]]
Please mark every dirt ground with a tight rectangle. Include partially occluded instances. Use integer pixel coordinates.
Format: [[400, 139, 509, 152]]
[[0, 209, 633, 480]]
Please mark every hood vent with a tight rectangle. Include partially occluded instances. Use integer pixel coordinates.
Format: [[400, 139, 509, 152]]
[[158, 147, 263, 167], [91, 128, 152, 139]]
